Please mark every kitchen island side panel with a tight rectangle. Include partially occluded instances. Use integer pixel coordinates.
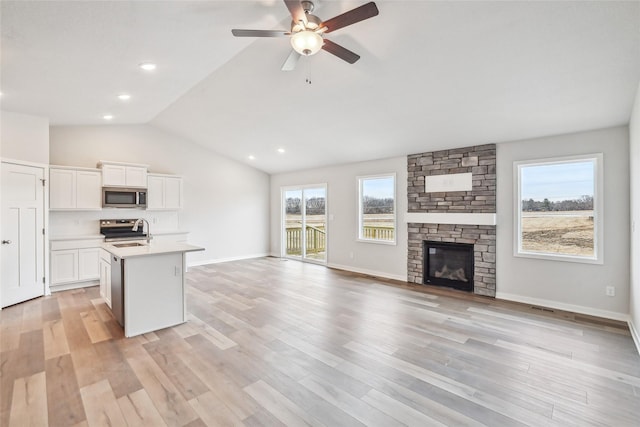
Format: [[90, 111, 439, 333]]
[[123, 252, 185, 337]]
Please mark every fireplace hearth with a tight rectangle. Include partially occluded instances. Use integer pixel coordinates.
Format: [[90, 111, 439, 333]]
[[423, 241, 474, 292]]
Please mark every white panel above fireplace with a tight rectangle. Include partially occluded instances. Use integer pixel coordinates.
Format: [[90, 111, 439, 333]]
[[425, 172, 472, 193], [405, 212, 497, 225]]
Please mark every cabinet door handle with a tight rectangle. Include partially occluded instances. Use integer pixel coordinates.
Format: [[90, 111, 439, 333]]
[[1, 240, 11, 244]]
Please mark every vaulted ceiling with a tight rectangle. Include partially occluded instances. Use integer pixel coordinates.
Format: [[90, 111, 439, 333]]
[[2, 1, 639, 173]]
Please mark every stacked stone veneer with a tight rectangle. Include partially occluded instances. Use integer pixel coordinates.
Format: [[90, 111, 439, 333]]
[[407, 144, 496, 297]]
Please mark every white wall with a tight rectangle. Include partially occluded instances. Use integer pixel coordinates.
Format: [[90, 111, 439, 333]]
[[496, 126, 630, 320], [1, 110, 49, 163], [629, 82, 640, 351], [49, 125, 270, 264], [270, 157, 408, 281]]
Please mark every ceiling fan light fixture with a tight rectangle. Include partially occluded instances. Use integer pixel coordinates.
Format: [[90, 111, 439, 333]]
[[290, 30, 323, 56]]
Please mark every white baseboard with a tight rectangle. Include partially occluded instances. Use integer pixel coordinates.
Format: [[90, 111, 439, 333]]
[[188, 253, 269, 267], [495, 291, 629, 322], [629, 319, 640, 356], [50, 280, 99, 292], [327, 262, 406, 282]]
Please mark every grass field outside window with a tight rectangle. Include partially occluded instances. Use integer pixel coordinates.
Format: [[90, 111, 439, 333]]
[[515, 154, 603, 264]]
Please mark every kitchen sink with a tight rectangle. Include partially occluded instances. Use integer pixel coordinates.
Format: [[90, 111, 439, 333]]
[[113, 242, 146, 248]]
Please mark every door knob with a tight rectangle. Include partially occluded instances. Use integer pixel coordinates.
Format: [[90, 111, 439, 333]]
[[1, 240, 11, 244]]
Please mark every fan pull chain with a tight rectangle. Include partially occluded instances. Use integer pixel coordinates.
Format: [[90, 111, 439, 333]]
[[304, 57, 312, 85]]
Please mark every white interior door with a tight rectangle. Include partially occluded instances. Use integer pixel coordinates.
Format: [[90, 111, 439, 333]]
[[1, 162, 45, 308]]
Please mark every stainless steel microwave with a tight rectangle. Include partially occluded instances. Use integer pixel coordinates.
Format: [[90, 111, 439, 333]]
[[102, 187, 147, 208]]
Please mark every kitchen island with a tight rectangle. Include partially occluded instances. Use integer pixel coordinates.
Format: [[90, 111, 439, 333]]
[[102, 241, 204, 337]]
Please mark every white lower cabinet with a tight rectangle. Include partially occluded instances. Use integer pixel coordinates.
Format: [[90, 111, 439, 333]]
[[50, 239, 102, 288], [79, 248, 100, 280], [51, 250, 79, 284], [99, 249, 112, 308]]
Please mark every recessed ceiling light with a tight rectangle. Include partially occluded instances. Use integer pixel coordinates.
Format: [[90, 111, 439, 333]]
[[139, 62, 157, 71], [248, 155, 256, 160], [103, 115, 114, 120], [277, 148, 285, 153], [118, 94, 131, 101]]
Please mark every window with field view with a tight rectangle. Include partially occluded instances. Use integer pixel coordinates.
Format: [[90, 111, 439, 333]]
[[515, 154, 602, 263], [358, 174, 396, 244]]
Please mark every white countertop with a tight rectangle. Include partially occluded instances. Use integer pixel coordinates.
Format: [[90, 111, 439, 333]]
[[102, 241, 204, 259]]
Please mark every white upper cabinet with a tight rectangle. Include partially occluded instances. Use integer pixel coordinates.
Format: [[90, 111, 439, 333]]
[[99, 161, 148, 188], [101, 164, 126, 186], [76, 170, 102, 209], [164, 177, 182, 209], [147, 175, 164, 209], [147, 174, 183, 210], [125, 167, 147, 188], [50, 166, 102, 210], [50, 168, 75, 209]]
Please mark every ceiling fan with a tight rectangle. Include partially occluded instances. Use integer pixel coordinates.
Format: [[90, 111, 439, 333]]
[[231, 0, 379, 71]]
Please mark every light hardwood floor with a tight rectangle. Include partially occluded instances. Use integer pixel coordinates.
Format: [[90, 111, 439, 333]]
[[1, 257, 639, 426]]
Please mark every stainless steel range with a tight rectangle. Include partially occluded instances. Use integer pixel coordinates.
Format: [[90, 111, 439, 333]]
[[100, 219, 148, 242]]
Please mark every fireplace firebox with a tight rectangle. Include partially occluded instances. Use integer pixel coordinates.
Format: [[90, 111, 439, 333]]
[[423, 241, 474, 292]]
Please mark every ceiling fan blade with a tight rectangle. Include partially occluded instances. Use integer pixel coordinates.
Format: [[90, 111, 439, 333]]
[[283, 0, 308, 26], [320, 2, 379, 34], [322, 39, 360, 64], [281, 50, 301, 71], [231, 29, 289, 37]]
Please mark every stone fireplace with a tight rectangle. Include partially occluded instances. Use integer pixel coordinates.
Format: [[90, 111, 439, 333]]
[[407, 144, 496, 297]]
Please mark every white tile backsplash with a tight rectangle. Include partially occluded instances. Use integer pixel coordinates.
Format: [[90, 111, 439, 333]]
[[49, 210, 181, 237]]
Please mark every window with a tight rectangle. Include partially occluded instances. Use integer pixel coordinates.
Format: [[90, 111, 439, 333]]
[[515, 154, 603, 264], [358, 174, 396, 244]]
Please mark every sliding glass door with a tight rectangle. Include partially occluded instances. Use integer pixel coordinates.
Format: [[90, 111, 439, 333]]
[[282, 185, 327, 263]]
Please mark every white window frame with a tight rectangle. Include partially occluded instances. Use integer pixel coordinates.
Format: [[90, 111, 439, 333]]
[[357, 173, 397, 245], [514, 153, 603, 264]]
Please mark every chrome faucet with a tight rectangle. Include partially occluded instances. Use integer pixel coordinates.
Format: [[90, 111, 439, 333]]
[[132, 218, 152, 244]]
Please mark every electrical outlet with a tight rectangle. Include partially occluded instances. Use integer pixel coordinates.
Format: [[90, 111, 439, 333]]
[[606, 286, 615, 297], [349, 251, 354, 259]]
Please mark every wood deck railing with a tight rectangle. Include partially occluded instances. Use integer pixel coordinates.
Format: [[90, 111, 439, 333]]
[[286, 225, 326, 255], [286, 224, 395, 254], [362, 225, 394, 241]]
